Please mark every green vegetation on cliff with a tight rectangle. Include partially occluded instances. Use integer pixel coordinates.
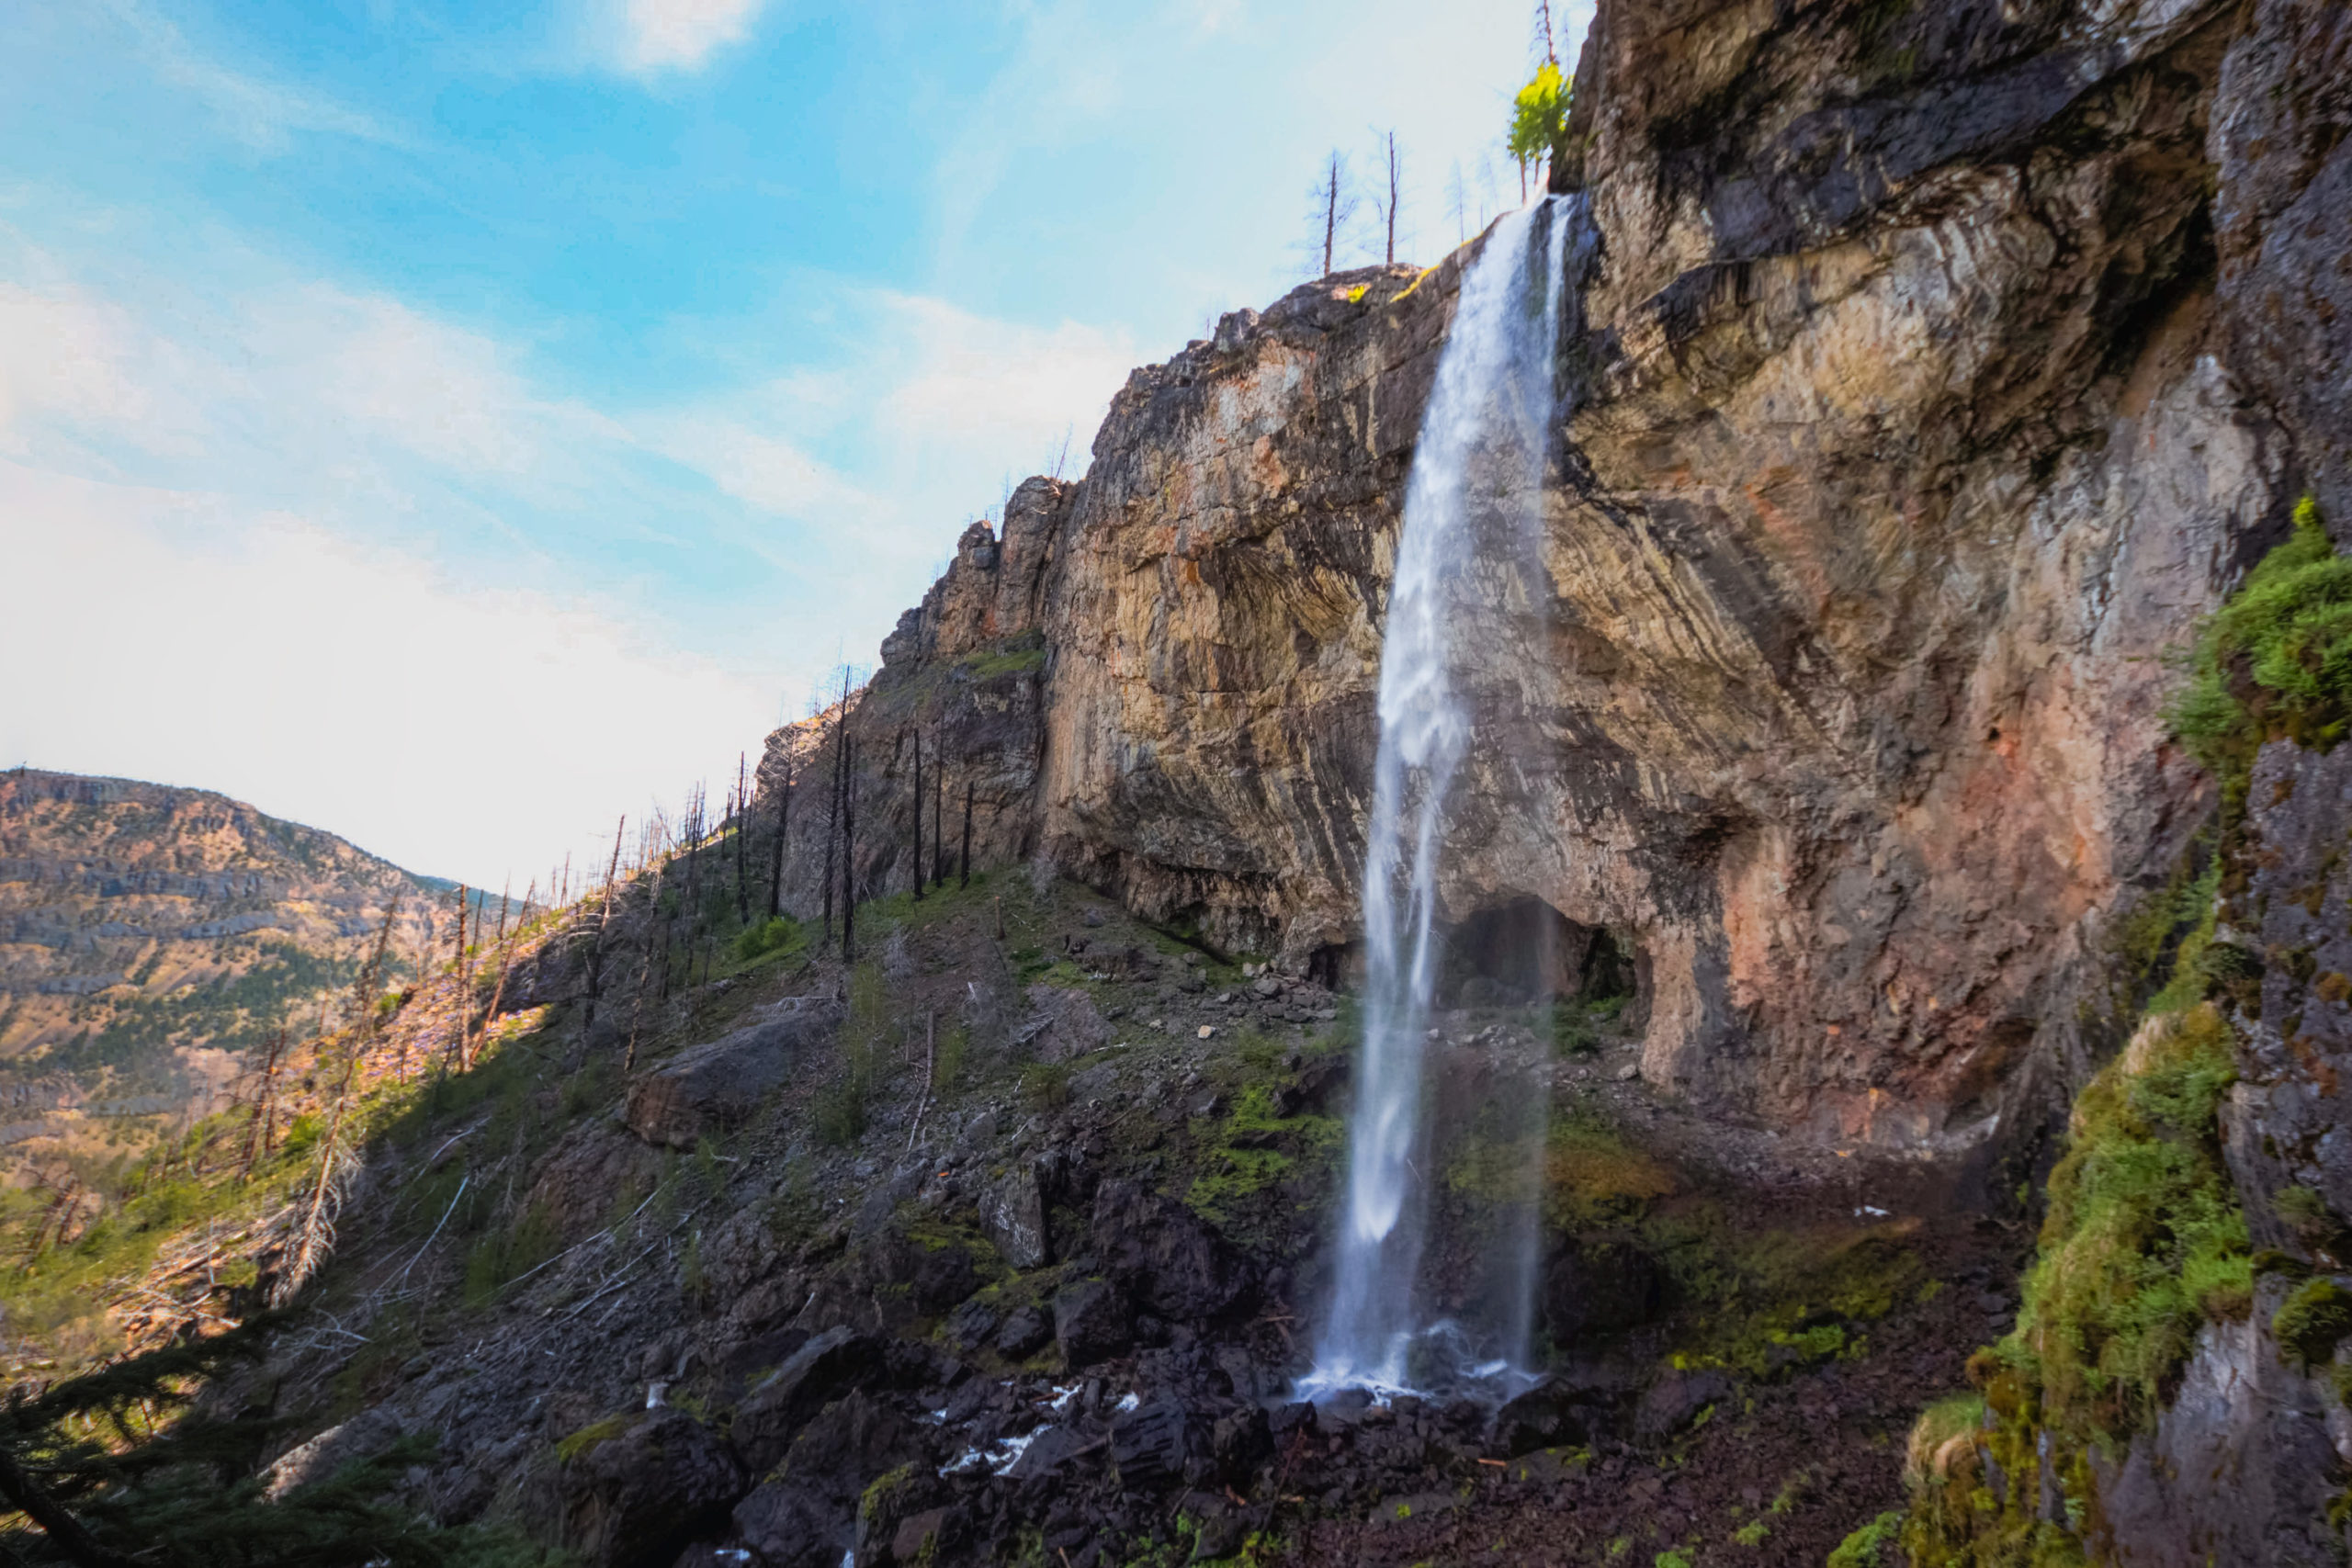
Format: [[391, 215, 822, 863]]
[[1894, 504, 2349, 1565], [2170, 496, 2351, 798]]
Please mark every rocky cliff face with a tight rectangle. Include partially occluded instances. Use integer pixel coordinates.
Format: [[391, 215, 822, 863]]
[[773, 0, 2345, 1168]]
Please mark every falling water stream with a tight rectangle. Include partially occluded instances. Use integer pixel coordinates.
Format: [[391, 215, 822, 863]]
[[1302, 196, 1580, 1402]]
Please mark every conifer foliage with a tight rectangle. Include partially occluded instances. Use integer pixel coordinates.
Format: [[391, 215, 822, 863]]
[[0, 1320, 497, 1566]]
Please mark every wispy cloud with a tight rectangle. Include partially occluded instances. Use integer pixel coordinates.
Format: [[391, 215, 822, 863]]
[[602, 0, 771, 73], [95, 0, 401, 152]]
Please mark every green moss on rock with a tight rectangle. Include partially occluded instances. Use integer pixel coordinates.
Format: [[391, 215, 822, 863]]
[[2272, 1278, 2352, 1369]]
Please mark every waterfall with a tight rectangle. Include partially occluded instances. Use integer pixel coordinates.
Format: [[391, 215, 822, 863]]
[[1303, 195, 1579, 1401]]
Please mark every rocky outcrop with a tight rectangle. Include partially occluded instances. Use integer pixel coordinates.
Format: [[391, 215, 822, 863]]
[[754, 0, 2344, 1168], [623, 1002, 834, 1148]]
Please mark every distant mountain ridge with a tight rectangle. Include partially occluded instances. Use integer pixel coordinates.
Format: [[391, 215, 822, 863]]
[[0, 768, 455, 1145]]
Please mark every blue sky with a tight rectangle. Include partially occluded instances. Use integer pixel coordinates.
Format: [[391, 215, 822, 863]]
[[1, 0, 1587, 886]]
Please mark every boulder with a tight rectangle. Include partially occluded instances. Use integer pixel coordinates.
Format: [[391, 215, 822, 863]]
[[1210, 1406, 1272, 1481], [1001, 1423, 1098, 1482], [1487, 1376, 1602, 1458], [546, 1410, 745, 1568], [625, 1004, 833, 1148], [1543, 1234, 1668, 1340], [1091, 1179, 1251, 1325], [736, 1392, 912, 1568], [1634, 1368, 1733, 1440], [1053, 1278, 1133, 1368], [994, 1303, 1053, 1358], [260, 1407, 406, 1501], [731, 1326, 883, 1472], [944, 1299, 999, 1353], [889, 1506, 954, 1566], [978, 1160, 1052, 1269], [1111, 1398, 1201, 1488], [1023, 983, 1112, 1063], [854, 1229, 983, 1316], [730, 1481, 837, 1568]]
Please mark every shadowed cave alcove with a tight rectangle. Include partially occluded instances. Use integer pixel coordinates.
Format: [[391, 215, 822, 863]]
[[1441, 895, 1643, 1018]]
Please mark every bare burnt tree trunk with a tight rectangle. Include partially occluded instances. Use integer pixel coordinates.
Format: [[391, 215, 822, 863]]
[[1385, 131, 1400, 264], [933, 745, 945, 887], [766, 750, 795, 919], [237, 1029, 285, 1180], [624, 950, 653, 1073], [447, 886, 468, 1070], [821, 682, 847, 947], [279, 898, 396, 1303], [842, 728, 857, 964], [911, 728, 925, 901], [656, 907, 674, 1003], [1323, 151, 1341, 275], [733, 752, 751, 928], [495, 878, 510, 945], [478, 917, 517, 1068], [683, 782, 706, 986], [960, 780, 974, 890], [582, 814, 626, 1038], [452, 886, 468, 975]]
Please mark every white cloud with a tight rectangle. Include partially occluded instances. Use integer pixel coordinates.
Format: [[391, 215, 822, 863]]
[[870, 292, 1134, 464], [659, 425, 873, 519], [611, 0, 769, 73], [0, 460, 769, 886], [0, 281, 157, 440], [0, 220, 1140, 886], [0, 250, 639, 522], [94, 0, 400, 152], [639, 283, 1135, 546]]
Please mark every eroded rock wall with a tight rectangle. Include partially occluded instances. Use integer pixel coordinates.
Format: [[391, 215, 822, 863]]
[[765, 0, 2346, 1159]]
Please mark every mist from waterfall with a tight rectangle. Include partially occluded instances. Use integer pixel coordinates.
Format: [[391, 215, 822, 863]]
[[1302, 196, 1577, 1401]]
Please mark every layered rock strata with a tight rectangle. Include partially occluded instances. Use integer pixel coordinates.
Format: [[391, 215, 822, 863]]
[[766, 0, 2346, 1163]]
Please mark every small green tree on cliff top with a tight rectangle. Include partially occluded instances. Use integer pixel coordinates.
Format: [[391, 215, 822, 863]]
[[1507, 62, 1572, 197]]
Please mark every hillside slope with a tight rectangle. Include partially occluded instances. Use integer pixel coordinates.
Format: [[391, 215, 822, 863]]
[[0, 768, 455, 1155]]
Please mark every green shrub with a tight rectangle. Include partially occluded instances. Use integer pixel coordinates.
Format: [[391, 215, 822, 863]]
[[2273, 1277, 2352, 1368], [733, 915, 803, 963], [2169, 496, 2349, 805], [812, 1077, 867, 1146], [1021, 1062, 1070, 1112], [1827, 1512, 1905, 1568], [1548, 994, 1624, 1055], [554, 1414, 631, 1464], [2272, 1184, 2345, 1250], [461, 1203, 562, 1308]]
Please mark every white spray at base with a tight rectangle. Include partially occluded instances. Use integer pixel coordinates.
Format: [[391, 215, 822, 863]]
[[1300, 196, 1577, 1403]]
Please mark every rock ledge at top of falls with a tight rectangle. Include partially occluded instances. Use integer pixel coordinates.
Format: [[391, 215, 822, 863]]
[[763, 0, 2349, 1165]]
